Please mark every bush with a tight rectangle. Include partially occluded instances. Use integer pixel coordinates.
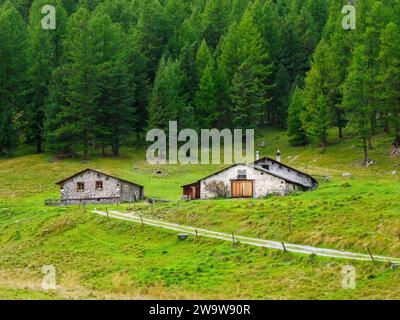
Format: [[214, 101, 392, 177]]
[[204, 180, 229, 198]]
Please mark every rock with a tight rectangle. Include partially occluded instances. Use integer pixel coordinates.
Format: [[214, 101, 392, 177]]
[[391, 264, 399, 271], [257, 141, 266, 147], [178, 234, 188, 241], [392, 170, 397, 175], [342, 173, 353, 178]]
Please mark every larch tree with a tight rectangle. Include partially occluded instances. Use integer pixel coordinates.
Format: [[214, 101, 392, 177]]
[[0, 1, 26, 154], [342, 45, 372, 165], [378, 22, 400, 147]]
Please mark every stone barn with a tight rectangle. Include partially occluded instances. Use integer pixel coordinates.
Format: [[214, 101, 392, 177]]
[[56, 168, 144, 205], [182, 152, 318, 199]]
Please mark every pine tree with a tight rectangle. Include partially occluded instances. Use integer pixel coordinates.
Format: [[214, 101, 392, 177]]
[[287, 87, 308, 146], [132, 0, 171, 81], [126, 25, 150, 145], [342, 45, 372, 165], [218, 7, 273, 128], [89, 9, 134, 156], [194, 58, 218, 129], [195, 39, 212, 77], [0, 1, 26, 154], [230, 61, 265, 129], [303, 40, 341, 147], [51, 7, 99, 159], [25, 0, 66, 153], [202, 0, 228, 49], [379, 22, 400, 146], [148, 57, 186, 132]]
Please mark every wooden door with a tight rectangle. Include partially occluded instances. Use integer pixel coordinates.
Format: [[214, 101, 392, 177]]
[[231, 180, 253, 198]]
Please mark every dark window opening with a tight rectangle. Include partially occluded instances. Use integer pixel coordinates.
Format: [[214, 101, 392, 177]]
[[96, 181, 103, 190], [77, 182, 85, 192], [237, 169, 247, 179], [262, 165, 270, 170]]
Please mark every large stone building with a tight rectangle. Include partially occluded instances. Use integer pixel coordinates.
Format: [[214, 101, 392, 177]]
[[182, 152, 318, 199], [56, 168, 144, 205]]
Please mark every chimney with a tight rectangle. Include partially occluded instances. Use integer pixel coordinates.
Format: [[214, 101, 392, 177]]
[[256, 150, 260, 161], [276, 149, 281, 162]]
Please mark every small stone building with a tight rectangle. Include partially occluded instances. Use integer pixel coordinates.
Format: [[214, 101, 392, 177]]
[[182, 153, 318, 199], [56, 168, 144, 205]]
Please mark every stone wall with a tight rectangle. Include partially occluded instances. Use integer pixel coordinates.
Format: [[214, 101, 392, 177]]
[[59, 170, 143, 203], [200, 164, 294, 199], [120, 181, 143, 202], [255, 158, 315, 188]]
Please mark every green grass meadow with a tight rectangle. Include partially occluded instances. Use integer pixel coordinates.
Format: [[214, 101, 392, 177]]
[[1, 129, 400, 299]]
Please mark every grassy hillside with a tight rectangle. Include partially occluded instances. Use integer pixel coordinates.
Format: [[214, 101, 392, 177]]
[[1, 129, 400, 299]]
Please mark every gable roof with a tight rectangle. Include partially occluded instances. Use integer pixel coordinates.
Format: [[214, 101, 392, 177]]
[[252, 156, 318, 185], [181, 163, 313, 188], [181, 164, 242, 187], [181, 157, 318, 189], [56, 168, 144, 188]]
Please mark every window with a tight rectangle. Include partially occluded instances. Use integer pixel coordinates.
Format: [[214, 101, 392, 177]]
[[237, 170, 247, 179], [262, 165, 270, 170], [77, 182, 85, 192], [96, 181, 103, 190]]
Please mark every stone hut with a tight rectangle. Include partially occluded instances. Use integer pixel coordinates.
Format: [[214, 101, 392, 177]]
[[56, 168, 144, 205], [182, 152, 318, 199]]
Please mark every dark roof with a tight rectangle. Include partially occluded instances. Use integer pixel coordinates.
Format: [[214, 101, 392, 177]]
[[56, 168, 144, 188], [253, 156, 318, 185]]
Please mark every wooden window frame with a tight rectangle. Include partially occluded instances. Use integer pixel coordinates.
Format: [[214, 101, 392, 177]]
[[237, 169, 247, 180], [95, 181, 103, 190], [77, 182, 85, 192]]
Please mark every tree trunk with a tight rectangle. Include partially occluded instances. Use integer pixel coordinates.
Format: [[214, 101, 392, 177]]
[[368, 135, 373, 150], [112, 140, 120, 157], [136, 132, 140, 147], [384, 117, 390, 135], [83, 134, 89, 161], [36, 141, 42, 154], [371, 112, 377, 136], [362, 137, 369, 165], [394, 134, 400, 147], [337, 109, 344, 140], [338, 126, 343, 140]]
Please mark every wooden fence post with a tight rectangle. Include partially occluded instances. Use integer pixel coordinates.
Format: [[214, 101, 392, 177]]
[[106, 207, 109, 220], [140, 216, 144, 226], [232, 232, 235, 242], [281, 242, 287, 252], [367, 247, 375, 262]]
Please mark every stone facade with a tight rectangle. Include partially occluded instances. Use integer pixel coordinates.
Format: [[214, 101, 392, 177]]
[[200, 164, 301, 199], [254, 157, 317, 189], [57, 169, 144, 205]]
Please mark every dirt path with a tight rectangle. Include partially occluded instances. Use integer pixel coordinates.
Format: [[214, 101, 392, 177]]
[[93, 210, 400, 264]]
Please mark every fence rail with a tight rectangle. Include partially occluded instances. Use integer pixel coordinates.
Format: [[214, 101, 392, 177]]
[[93, 210, 400, 264]]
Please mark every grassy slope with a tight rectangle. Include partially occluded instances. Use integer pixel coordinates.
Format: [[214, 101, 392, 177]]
[[0, 129, 399, 299]]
